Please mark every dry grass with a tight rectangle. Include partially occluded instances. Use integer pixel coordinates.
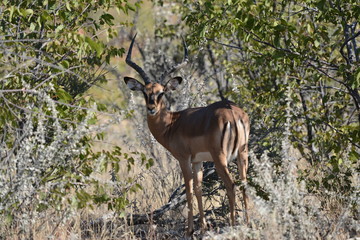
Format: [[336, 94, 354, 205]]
[[1, 88, 358, 240]]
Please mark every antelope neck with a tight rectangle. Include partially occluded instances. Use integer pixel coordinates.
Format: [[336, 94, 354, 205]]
[[146, 105, 176, 150]]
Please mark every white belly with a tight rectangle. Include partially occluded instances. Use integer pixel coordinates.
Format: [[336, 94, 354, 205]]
[[192, 152, 213, 163]]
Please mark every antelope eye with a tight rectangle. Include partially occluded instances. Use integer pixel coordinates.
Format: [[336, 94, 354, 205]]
[[157, 92, 164, 101]]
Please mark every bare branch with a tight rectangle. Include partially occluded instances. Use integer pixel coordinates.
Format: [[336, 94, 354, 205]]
[[306, 62, 343, 84], [239, 28, 339, 70], [0, 89, 37, 93], [206, 44, 225, 101], [0, 39, 50, 43], [340, 29, 360, 65], [159, 36, 189, 83], [206, 38, 243, 50], [4, 98, 79, 124]]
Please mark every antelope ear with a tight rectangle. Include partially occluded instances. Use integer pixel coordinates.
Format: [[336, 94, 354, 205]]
[[124, 77, 144, 91], [165, 76, 182, 91]]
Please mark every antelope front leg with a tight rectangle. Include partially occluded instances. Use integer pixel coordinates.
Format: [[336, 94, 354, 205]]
[[180, 161, 194, 236], [192, 162, 207, 232]]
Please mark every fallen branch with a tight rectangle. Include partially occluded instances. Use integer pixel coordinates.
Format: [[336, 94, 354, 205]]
[[127, 163, 217, 224]]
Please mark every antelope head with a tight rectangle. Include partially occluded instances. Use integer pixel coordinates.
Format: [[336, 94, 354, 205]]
[[123, 34, 188, 116]]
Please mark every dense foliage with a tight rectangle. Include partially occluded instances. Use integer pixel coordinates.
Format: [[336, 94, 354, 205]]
[[0, 0, 152, 238], [159, 0, 360, 197]]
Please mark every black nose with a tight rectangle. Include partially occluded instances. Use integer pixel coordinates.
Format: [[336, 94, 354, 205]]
[[147, 107, 156, 115]]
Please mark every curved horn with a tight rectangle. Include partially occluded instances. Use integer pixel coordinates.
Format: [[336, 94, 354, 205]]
[[126, 33, 151, 85], [160, 36, 189, 82]]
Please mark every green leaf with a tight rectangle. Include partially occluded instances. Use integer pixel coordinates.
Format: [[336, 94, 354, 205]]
[[316, 0, 327, 11], [314, 40, 320, 48], [65, 1, 71, 11], [87, 117, 97, 125], [60, 60, 69, 68], [353, 71, 360, 89], [146, 158, 154, 169], [125, 3, 136, 12], [100, 13, 115, 25], [56, 88, 73, 103], [29, 22, 36, 31], [349, 150, 360, 162], [85, 36, 103, 57], [8, 6, 16, 21], [273, 49, 286, 58], [19, 9, 34, 20], [274, 34, 281, 47], [55, 24, 64, 33], [245, 15, 255, 29]]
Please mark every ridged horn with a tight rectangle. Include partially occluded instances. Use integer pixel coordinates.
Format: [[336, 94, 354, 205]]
[[125, 33, 151, 85]]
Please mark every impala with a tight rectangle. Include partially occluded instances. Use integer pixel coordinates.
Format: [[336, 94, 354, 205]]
[[123, 34, 250, 235]]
